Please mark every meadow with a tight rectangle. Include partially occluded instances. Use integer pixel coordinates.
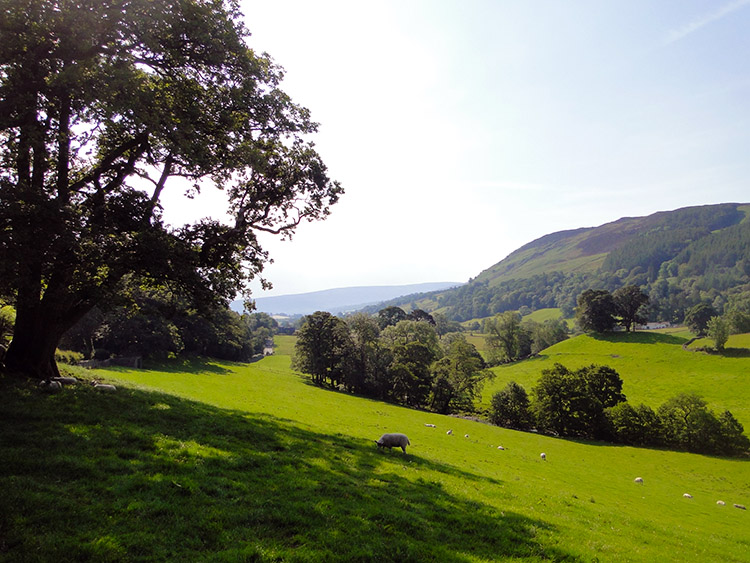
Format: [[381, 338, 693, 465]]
[[479, 331, 750, 430], [2, 335, 749, 562]]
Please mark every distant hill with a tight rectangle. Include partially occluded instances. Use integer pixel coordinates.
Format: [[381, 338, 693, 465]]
[[231, 282, 463, 315], [376, 203, 750, 323]]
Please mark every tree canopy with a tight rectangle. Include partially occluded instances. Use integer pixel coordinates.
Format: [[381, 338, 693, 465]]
[[0, 0, 341, 377]]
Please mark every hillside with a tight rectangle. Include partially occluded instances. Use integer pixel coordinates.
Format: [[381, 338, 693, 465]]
[[375, 203, 750, 322], [233, 282, 462, 315], [480, 331, 750, 429], [2, 345, 748, 561]]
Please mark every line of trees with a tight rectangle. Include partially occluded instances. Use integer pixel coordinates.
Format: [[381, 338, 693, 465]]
[[482, 312, 568, 364], [292, 308, 493, 414], [575, 285, 650, 333], [56, 281, 278, 363], [489, 364, 749, 456]]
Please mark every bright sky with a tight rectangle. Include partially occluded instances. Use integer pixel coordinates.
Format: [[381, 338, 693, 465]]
[[161, 0, 750, 298]]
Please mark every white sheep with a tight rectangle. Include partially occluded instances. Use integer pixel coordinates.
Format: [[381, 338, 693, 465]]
[[94, 383, 117, 392], [497, 446, 505, 450], [464, 434, 470, 438], [375, 433, 410, 453], [424, 423, 436, 428], [735, 504, 747, 510], [717, 500, 726, 506], [634, 477, 643, 484], [51, 376, 78, 385], [683, 493, 693, 499], [540, 452, 546, 461], [446, 430, 453, 435]]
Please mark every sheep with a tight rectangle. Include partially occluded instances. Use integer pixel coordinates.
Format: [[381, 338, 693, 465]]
[[51, 376, 77, 385], [375, 433, 410, 454], [446, 430, 453, 435], [38, 380, 62, 393], [93, 383, 117, 392], [540, 452, 546, 461], [464, 434, 470, 439], [683, 493, 693, 499], [634, 477, 643, 484], [497, 446, 505, 450], [717, 500, 726, 506], [424, 423, 436, 428], [735, 504, 747, 510]]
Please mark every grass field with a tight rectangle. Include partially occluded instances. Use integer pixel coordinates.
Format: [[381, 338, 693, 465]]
[[2, 340, 749, 561], [480, 331, 750, 430]]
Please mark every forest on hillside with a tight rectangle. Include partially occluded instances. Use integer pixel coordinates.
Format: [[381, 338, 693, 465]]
[[377, 205, 750, 323]]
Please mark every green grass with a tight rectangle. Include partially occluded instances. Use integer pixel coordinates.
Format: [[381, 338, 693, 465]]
[[2, 344, 750, 561], [524, 308, 564, 323], [481, 332, 750, 429]]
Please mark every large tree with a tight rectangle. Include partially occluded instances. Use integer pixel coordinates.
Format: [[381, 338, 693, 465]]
[[613, 285, 649, 332], [0, 1, 341, 378], [575, 289, 617, 333]]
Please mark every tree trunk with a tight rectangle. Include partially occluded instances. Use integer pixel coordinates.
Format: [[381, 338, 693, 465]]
[[4, 284, 88, 380], [5, 315, 63, 380]]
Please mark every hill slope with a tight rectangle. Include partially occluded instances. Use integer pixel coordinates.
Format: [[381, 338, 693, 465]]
[[3, 349, 747, 561], [379, 203, 750, 321]]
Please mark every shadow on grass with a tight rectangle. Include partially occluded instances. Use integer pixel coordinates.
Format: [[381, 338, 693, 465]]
[[0, 377, 579, 562], [139, 356, 237, 375], [590, 331, 688, 346]]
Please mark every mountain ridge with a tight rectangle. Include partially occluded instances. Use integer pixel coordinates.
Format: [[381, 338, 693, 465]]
[[372, 203, 750, 322]]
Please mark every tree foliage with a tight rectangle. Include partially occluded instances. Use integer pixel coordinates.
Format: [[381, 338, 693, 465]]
[[684, 303, 717, 337], [707, 316, 729, 351], [575, 290, 617, 333], [429, 334, 492, 414], [532, 363, 625, 439], [489, 381, 533, 430], [293, 312, 353, 387], [613, 285, 649, 331], [0, 0, 341, 378]]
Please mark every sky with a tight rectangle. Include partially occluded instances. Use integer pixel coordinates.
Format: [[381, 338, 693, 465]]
[[161, 0, 750, 298]]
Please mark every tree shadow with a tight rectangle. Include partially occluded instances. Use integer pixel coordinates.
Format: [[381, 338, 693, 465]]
[[590, 331, 688, 346], [0, 379, 580, 561]]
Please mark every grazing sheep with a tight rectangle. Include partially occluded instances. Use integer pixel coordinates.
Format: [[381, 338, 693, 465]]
[[446, 430, 453, 435], [540, 452, 546, 461], [51, 376, 77, 385], [94, 383, 117, 392], [497, 446, 505, 450], [39, 380, 62, 393], [424, 423, 436, 428], [464, 434, 470, 438], [634, 477, 643, 484], [735, 504, 747, 510], [375, 433, 410, 453], [717, 500, 726, 506], [683, 493, 693, 499]]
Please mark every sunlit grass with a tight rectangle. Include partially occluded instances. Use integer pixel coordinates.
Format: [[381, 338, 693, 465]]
[[2, 340, 749, 561], [481, 332, 750, 429]]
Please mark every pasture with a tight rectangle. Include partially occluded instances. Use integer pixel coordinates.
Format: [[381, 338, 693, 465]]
[[2, 342, 748, 561], [481, 331, 750, 429]]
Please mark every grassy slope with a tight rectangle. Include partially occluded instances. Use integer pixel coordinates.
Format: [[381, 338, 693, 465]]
[[1, 340, 749, 561], [480, 332, 750, 429]]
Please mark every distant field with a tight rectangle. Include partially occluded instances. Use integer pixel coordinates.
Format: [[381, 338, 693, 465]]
[[481, 332, 750, 429], [525, 307, 564, 323]]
